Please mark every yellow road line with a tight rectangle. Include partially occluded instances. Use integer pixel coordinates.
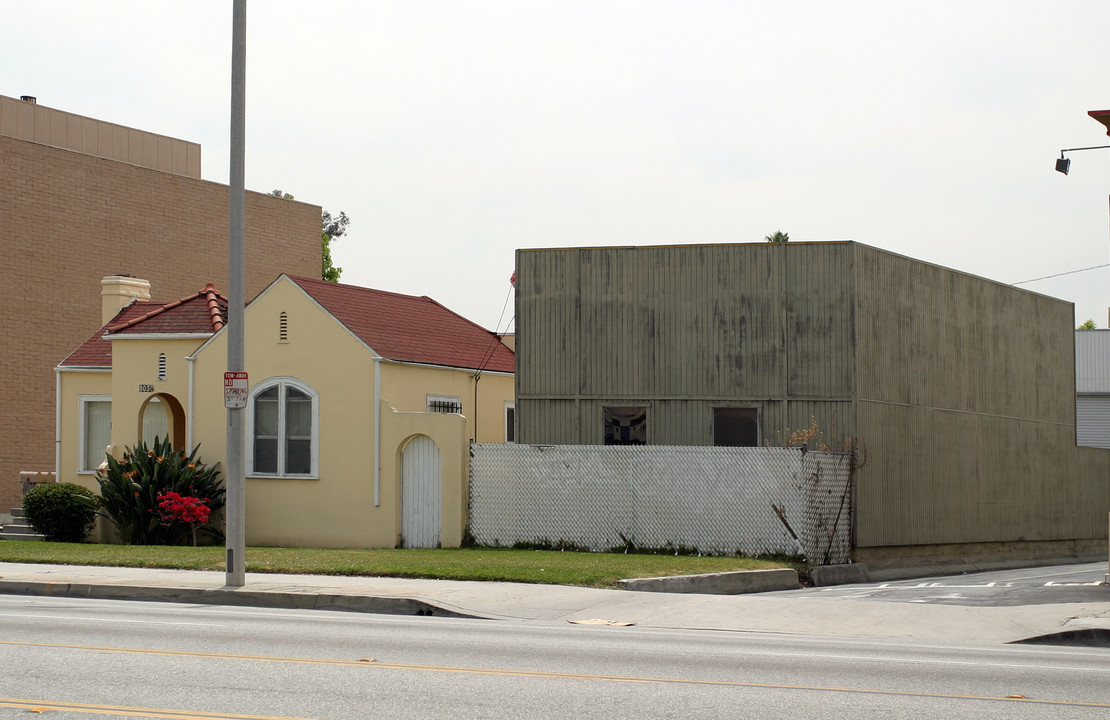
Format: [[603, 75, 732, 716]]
[[4, 639, 1109, 709], [0, 697, 317, 720]]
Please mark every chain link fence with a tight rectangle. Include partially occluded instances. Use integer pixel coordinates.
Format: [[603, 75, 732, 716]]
[[469, 444, 853, 564]]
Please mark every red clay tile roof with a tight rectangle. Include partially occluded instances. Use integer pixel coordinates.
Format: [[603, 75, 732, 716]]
[[286, 275, 515, 373], [107, 283, 227, 336], [58, 284, 228, 368]]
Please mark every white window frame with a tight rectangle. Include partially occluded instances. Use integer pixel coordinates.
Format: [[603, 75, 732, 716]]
[[247, 377, 319, 478], [78, 394, 112, 474], [504, 401, 515, 443], [426, 394, 462, 414]]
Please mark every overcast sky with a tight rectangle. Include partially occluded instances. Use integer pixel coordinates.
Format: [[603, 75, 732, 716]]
[[6, 0, 1110, 333]]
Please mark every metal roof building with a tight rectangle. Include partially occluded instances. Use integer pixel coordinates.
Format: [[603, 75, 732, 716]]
[[514, 241, 1110, 568]]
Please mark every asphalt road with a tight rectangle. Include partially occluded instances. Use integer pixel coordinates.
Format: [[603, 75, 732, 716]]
[[789, 562, 1110, 607], [3, 593, 1109, 719]]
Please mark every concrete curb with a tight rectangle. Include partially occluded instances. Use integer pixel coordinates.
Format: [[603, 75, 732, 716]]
[[809, 563, 871, 587], [1011, 628, 1110, 648], [617, 568, 800, 594], [0, 580, 478, 619], [867, 555, 1107, 582]]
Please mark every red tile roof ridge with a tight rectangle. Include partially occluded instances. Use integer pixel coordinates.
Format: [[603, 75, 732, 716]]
[[106, 283, 228, 334], [202, 283, 225, 331], [284, 274, 432, 301]]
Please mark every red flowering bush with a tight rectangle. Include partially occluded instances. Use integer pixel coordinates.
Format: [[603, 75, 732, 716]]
[[92, 436, 224, 545], [156, 491, 211, 546]]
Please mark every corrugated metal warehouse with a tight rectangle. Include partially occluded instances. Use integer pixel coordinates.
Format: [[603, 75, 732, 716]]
[[514, 241, 1110, 568]]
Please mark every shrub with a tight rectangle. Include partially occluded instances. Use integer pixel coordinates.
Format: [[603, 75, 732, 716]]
[[156, 491, 212, 547], [21, 482, 97, 542], [94, 436, 225, 545]]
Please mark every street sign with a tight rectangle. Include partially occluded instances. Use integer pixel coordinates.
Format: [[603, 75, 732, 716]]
[[224, 371, 248, 409]]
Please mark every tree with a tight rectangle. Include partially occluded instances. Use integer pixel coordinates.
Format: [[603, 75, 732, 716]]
[[1079, 319, 1097, 329], [765, 230, 789, 244], [321, 209, 349, 283], [270, 189, 350, 283]]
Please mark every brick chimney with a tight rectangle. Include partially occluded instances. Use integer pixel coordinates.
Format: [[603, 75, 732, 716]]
[[101, 275, 151, 323]]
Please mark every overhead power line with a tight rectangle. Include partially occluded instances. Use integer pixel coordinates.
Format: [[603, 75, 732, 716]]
[[1012, 263, 1110, 286]]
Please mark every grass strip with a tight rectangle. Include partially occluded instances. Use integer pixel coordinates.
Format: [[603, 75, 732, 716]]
[[0, 542, 795, 588]]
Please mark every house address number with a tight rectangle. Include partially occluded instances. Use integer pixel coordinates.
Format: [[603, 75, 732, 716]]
[[139, 384, 154, 393]]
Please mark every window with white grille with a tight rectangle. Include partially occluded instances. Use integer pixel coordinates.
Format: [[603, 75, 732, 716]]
[[248, 378, 318, 477]]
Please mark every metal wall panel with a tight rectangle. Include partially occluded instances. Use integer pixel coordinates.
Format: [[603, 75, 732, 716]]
[[854, 245, 1074, 422], [1076, 330, 1110, 393], [1077, 396, 1110, 449], [852, 243, 1109, 548], [516, 243, 856, 446], [785, 243, 854, 398]]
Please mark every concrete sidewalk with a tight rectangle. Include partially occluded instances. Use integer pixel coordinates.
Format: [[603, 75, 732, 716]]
[[2, 562, 1109, 646]]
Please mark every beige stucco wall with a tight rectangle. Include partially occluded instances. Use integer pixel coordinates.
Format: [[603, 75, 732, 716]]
[[379, 400, 470, 548], [192, 278, 378, 547], [380, 362, 514, 443], [107, 336, 202, 452], [56, 369, 112, 490]]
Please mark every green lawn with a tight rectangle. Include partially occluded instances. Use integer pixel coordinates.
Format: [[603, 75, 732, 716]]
[[0, 542, 796, 588]]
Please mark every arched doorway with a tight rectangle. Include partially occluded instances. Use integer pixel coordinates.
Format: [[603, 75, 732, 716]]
[[138, 393, 186, 449], [400, 435, 441, 548]]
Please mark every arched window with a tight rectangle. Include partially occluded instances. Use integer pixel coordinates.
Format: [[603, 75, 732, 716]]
[[142, 396, 169, 446], [248, 377, 318, 477]]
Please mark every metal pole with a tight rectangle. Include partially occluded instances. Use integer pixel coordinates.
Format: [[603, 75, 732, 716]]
[[226, 0, 247, 588]]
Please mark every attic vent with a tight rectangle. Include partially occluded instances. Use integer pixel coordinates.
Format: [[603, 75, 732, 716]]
[[279, 312, 289, 342], [157, 353, 167, 381]]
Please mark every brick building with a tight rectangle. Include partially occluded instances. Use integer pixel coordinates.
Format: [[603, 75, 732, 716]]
[[0, 94, 321, 516]]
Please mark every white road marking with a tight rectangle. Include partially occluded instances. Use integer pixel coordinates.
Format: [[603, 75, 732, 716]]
[[0, 611, 219, 627]]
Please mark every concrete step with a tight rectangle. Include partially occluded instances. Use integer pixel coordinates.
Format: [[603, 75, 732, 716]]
[[1, 508, 46, 540], [0, 528, 44, 539]]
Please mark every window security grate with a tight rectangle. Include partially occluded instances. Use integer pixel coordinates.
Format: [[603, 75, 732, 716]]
[[428, 399, 462, 414]]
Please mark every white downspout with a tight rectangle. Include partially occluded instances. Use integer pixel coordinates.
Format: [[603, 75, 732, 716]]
[[374, 355, 382, 507], [54, 369, 62, 480], [187, 355, 196, 449]]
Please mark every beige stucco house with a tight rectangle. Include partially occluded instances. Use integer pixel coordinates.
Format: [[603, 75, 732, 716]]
[[57, 274, 515, 549]]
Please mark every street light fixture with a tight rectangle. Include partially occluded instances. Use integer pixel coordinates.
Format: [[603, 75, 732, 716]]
[[1055, 144, 1110, 175], [1056, 110, 1110, 174]]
